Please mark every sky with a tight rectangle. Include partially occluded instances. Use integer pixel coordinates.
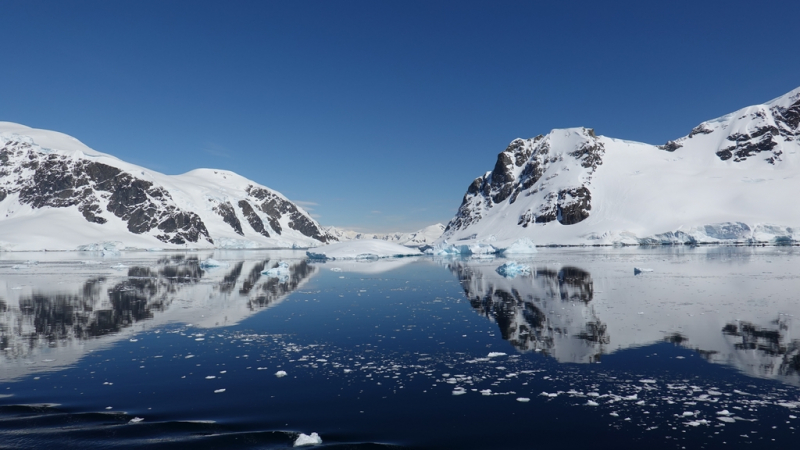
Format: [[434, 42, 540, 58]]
[[2, 0, 799, 233]]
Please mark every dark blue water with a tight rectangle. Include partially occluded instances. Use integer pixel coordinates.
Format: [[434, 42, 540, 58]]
[[1, 250, 799, 448]]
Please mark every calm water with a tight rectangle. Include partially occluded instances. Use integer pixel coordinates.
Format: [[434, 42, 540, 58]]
[[1, 247, 799, 449]]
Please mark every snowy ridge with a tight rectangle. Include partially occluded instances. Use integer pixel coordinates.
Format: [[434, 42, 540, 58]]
[[324, 223, 445, 247], [439, 87, 800, 246], [0, 122, 335, 250]]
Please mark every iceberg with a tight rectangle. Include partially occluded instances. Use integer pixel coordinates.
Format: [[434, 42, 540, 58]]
[[199, 258, 228, 269], [262, 261, 290, 281], [293, 432, 322, 447], [496, 261, 531, 278], [433, 240, 498, 256]]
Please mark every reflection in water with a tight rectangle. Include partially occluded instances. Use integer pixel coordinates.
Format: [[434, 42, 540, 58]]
[[0, 254, 316, 380], [449, 261, 607, 363], [450, 254, 800, 385]]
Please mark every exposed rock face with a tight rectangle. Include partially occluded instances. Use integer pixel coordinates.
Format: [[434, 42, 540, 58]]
[[213, 202, 243, 236], [238, 200, 270, 238], [0, 138, 212, 245], [0, 126, 334, 248], [444, 127, 603, 237], [246, 186, 330, 243]]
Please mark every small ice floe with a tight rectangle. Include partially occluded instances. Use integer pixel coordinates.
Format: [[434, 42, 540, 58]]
[[199, 259, 228, 269], [487, 352, 507, 358], [516, 397, 530, 402], [82, 260, 102, 265], [293, 432, 322, 447], [634, 267, 653, 275], [111, 263, 128, 270], [778, 401, 799, 409], [129, 417, 144, 423], [496, 261, 531, 278], [639, 379, 657, 384], [214, 389, 226, 394], [480, 389, 493, 396], [718, 417, 736, 423], [683, 420, 709, 427], [262, 261, 290, 278], [275, 370, 287, 378], [609, 412, 619, 417], [452, 387, 467, 396], [330, 267, 342, 272], [586, 400, 599, 406], [205, 376, 216, 379]]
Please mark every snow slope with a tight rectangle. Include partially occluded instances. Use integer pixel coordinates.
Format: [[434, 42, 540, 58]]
[[0, 122, 334, 250], [439, 87, 800, 246]]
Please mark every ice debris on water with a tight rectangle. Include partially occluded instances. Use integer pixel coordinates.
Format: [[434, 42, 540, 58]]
[[200, 258, 228, 269], [129, 417, 144, 423], [634, 267, 653, 275], [487, 352, 507, 358], [293, 432, 322, 447], [214, 389, 226, 393], [111, 263, 128, 270], [516, 397, 530, 402], [452, 387, 467, 395], [275, 370, 287, 377], [496, 261, 531, 278]]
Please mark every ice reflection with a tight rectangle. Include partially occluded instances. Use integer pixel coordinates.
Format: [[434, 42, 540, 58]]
[[0, 253, 316, 380], [449, 249, 800, 386]]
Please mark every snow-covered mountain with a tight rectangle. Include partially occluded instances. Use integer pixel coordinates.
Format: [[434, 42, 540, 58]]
[[0, 122, 334, 250], [440, 87, 800, 246], [324, 223, 445, 247]]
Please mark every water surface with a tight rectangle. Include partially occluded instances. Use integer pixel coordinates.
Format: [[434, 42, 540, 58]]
[[1, 247, 799, 448]]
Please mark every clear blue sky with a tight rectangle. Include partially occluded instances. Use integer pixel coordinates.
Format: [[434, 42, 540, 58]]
[[2, 0, 798, 232]]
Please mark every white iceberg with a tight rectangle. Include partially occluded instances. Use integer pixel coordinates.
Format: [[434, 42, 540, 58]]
[[433, 240, 497, 256], [262, 261, 290, 278], [496, 261, 531, 278], [293, 432, 322, 447], [199, 259, 228, 269], [306, 240, 421, 260]]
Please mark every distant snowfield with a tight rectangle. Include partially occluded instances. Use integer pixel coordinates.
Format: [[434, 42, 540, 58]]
[[439, 87, 800, 247], [307, 240, 422, 260]]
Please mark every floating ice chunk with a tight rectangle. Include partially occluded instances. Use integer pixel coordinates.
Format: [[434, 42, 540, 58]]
[[111, 263, 128, 270], [433, 241, 497, 256], [499, 238, 537, 255], [200, 259, 228, 269], [496, 261, 531, 278], [586, 400, 599, 406], [330, 268, 342, 272], [129, 417, 144, 423], [293, 432, 322, 447], [487, 352, 506, 358], [718, 417, 736, 423], [480, 389, 492, 396], [639, 379, 657, 384], [452, 387, 467, 395], [275, 370, 287, 378], [214, 389, 226, 393], [262, 261, 290, 278], [516, 397, 530, 402], [634, 267, 653, 275]]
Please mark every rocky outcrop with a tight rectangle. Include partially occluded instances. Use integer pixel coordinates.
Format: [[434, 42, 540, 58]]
[[0, 138, 212, 245], [444, 127, 603, 237], [246, 186, 330, 243]]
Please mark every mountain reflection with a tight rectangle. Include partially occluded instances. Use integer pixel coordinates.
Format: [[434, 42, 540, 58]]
[[449, 261, 607, 363], [0, 255, 316, 379], [449, 258, 800, 386]]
